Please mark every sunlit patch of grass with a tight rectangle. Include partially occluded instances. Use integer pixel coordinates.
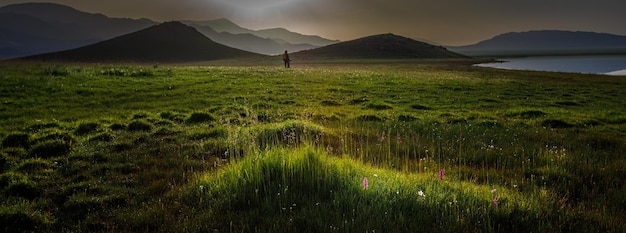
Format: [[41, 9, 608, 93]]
[[251, 120, 339, 150], [188, 127, 228, 141], [177, 146, 563, 232]]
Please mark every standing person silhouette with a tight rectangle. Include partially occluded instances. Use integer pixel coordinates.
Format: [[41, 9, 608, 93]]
[[282, 50, 290, 68]]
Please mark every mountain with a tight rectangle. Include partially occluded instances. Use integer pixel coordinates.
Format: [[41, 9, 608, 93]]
[[0, 3, 156, 59], [21, 21, 261, 63], [254, 28, 339, 47], [188, 23, 318, 55], [450, 30, 626, 56], [292, 33, 466, 59], [183, 18, 339, 47]]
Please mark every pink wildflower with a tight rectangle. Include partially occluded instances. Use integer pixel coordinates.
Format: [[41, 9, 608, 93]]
[[362, 177, 369, 190], [491, 189, 497, 194], [439, 169, 444, 180], [493, 197, 498, 205]]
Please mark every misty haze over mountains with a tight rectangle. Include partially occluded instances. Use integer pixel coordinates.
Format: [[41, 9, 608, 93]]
[[0, 2, 337, 59], [2, 2, 626, 60]]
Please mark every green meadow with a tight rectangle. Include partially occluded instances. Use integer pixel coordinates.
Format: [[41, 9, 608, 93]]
[[0, 60, 624, 232]]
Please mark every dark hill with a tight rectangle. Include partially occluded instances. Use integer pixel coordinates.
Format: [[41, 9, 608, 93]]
[[449, 30, 626, 56], [293, 33, 466, 59], [21, 21, 261, 63]]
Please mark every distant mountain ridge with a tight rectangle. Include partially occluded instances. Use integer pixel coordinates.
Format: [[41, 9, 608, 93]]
[[450, 30, 626, 56], [0, 3, 338, 58], [183, 18, 339, 47], [188, 22, 319, 55], [293, 33, 466, 59], [22, 21, 261, 63], [0, 2, 157, 59]]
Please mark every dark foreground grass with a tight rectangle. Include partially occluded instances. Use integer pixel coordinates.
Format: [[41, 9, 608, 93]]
[[0, 61, 624, 232]]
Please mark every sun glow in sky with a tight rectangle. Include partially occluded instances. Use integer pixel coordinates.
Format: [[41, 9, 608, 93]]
[[2, 0, 625, 45]]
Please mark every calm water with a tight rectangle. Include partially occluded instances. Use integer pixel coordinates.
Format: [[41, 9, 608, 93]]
[[476, 55, 626, 75]]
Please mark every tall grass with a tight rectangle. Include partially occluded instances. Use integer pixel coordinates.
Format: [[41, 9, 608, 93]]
[[173, 146, 564, 232]]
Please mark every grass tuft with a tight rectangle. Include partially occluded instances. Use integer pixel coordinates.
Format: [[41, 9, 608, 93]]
[[253, 121, 335, 149], [186, 112, 216, 124], [28, 140, 71, 158], [355, 114, 384, 122], [127, 120, 153, 132], [365, 102, 393, 110], [321, 100, 342, 106], [74, 122, 99, 136], [506, 110, 547, 119], [411, 104, 432, 110], [541, 119, 575, 128], [2, 133, 31, 149], [189, 128, 228, 140]]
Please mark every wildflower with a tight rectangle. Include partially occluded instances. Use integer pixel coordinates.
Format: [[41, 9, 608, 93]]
[[418, 190, 425, 197], [492, 197, 498, 205], [491, 189, 497, 194], [362, 177, 369, 190], [439, 169, 444, 180]]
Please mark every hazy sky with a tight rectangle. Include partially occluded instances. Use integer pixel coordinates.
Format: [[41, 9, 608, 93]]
[[2, 0, 625, 45]]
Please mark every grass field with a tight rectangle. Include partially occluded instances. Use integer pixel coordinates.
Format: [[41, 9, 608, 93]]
[[0, 60, 624, 232]]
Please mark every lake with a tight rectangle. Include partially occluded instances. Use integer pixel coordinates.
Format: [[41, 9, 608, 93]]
[[476, 54, 626, 76]]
